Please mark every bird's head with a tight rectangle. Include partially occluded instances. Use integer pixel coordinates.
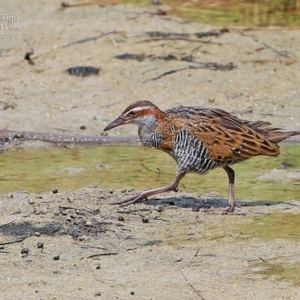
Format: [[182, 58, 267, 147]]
[[104, 100, 164, 132]]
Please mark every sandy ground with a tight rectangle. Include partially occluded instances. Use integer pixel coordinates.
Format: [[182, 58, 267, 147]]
[[1, 1, 300, 299]]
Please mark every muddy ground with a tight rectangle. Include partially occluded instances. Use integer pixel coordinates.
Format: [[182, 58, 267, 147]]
[[0, 1, 300, 299]]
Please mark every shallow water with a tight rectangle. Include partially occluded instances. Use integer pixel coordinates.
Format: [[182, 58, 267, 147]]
[[0, 144, 299, 201]]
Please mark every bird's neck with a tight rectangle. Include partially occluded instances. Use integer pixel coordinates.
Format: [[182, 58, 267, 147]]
[[138, 110, 165, 147]]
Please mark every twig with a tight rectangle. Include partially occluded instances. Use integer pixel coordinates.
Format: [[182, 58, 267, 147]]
[[194, 248, 200, 257], [81, 252, 118, 259], [0, 237, 26, 246], [60, 30, 121, 48], [81, 245, 108, 251], [178, 268, 205, 300], [259, 257, 267, 262], [142, 66, 191, 82], [137, 37, 222, 45]]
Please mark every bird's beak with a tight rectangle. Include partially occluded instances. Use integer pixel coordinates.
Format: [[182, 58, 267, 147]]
[[103, 116, 126, 131]]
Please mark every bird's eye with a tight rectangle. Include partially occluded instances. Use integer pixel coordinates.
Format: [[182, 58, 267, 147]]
[[128, 111, 136, 116]]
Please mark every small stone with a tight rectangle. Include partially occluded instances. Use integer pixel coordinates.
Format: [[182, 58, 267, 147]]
[[85, 220, 93, 227], [28, 198, 35, 205], [108, 189, 114, 194], [89, 185, 97, 189], [121, 188, 127, 193], [21, 248, 29, 255], [7, 194, 13, 198], [34, 232, 41, 237], [118, 216, 125, 222], [80, 125, 86, 130], [142, 217, 149, 223], [37, 242, 44, 249], [66, 217, 72, 222], [155, 206, 163, 212], [127, 188, 134, 192], [53, 255, 60, 260], [94, 291, 101, 297], [130, 291, 135, 295], [52, 188, 58, 194], [40, 208, 48, 215]]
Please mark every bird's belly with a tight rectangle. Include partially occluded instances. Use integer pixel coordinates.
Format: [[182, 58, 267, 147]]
[[172, 133, 219, 174]]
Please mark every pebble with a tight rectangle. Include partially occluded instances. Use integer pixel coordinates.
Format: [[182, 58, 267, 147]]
[[53, 255, 60, 260], [34, 232, 41, 237], [52, 188, 58, 194], [28, 198, 35, 205], [155, 206, 163, 212], [85, 220, 93, 227], [21, 248, 29, 255], [37, 242, 44, 249], [94, 291, 101, 297], [142, 217, 149, 223], [118, 216, 125, 222]]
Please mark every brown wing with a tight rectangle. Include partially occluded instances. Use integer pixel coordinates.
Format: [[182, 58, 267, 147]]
[[160, 107, 281, 162], [185, 108, 280, 161]]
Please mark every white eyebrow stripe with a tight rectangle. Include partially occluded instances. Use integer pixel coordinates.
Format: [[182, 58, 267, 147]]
[[123, 106, 151, 116]]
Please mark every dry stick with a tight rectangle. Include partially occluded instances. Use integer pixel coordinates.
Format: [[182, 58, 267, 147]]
[[81, 252, 118, 259], [137, 37, 223, 45], [178, 268, 205, 300], [247, 35, 297, 62], [142, 66, 191, 82], [60, 1, 110, 9], [143, 63, 234, 82], [60, 30, 121, 48], [0, 237, 26, 246]]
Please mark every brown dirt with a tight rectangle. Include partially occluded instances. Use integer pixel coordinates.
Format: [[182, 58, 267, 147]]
[[1, 1, 300, 299]]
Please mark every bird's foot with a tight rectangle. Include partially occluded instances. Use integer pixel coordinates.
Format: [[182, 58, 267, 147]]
[[221, 202, 242, 214], [111, 193, 148, 207]]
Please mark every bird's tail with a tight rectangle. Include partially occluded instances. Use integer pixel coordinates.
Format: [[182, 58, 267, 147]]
[[266, 130, 300, 143], [245, 120, 300, 143]]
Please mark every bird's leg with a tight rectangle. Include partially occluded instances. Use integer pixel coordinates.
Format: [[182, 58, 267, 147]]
[[112, 172, 186, 206], [222, 166, 241, 213]]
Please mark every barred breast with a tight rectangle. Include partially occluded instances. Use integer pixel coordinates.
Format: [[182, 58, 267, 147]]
[[171, 129, 219, 174]]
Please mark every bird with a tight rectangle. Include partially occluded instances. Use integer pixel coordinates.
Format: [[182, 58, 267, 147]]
[[103, 100, 300, 212]]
